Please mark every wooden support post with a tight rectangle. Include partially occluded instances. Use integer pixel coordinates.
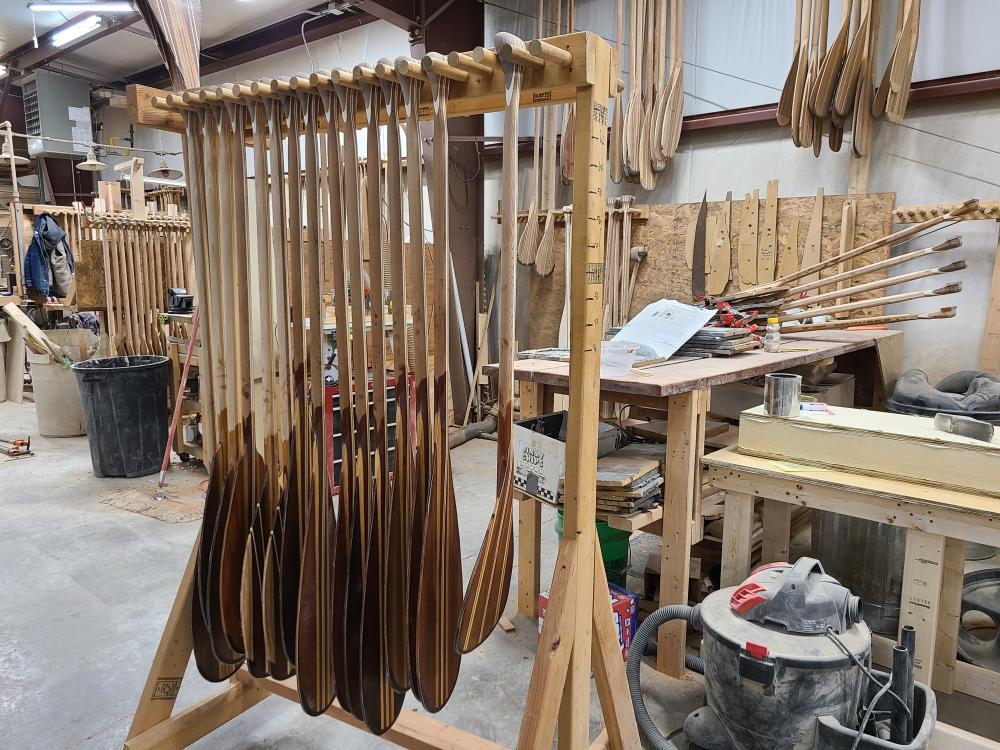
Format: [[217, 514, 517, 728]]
[[656, 388, 707, 676], [761, 498, 792, 564], [979, 223, 1000, 373], [517, 381, 546, 620], [900, 529, 947, 686], [720, 492, 754, 587], [932, 537, 966, 694]]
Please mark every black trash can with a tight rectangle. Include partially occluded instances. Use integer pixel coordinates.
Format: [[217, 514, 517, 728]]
[[72, 355, 170, 478]]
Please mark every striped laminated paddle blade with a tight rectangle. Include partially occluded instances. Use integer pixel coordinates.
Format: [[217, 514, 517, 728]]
[[456, 33, 524, 654], [294, 88, 338, 715], [379, 71, 415, 694], [413, 72, 462, 713]]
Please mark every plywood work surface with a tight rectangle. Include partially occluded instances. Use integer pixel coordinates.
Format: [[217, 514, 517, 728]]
[[493, 330, 897, 398], [704, 446, 1000, 519], [524, 192, 895, 349]]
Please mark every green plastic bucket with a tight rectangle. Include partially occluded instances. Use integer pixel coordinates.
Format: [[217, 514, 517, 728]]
[[555, 510, 631, 587]]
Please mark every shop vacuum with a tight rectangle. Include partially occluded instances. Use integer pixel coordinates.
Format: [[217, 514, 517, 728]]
[[628, 558, 937, 749]]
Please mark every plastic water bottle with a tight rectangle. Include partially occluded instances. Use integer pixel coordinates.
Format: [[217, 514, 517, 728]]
[[763, 317, 781, 353]]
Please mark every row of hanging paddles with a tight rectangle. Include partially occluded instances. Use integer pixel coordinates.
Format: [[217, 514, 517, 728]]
[[148, 31, 621, 124]]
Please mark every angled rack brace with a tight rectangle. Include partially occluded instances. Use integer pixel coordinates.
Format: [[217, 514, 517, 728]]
[[123, 31, 640, 750]]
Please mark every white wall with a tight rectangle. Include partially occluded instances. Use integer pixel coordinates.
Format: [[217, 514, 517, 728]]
[[94, 20, 411, 182], [484, 1, 1000, 380]]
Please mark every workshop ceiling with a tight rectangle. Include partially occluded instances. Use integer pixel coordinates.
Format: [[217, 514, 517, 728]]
[[1, 0, 329, 82]]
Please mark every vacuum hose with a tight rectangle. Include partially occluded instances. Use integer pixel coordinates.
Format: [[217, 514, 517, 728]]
[[627, 604, 703, 750]]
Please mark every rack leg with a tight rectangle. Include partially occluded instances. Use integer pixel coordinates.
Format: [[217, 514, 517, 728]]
[[657, 390, 706, 676]]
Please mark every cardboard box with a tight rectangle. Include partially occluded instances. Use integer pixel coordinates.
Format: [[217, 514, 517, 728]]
[[513, 411, 619, 503], [539, 583, 638, 660]]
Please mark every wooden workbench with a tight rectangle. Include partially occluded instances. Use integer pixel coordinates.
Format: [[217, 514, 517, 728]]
[[704, 445, 1000, 707], [497, 328, 902, 677]]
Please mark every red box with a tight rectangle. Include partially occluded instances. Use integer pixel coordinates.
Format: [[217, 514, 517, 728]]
[[538, 583, 638, 661]]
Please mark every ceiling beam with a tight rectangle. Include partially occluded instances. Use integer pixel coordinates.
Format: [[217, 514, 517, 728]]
[[128, 8, 377, 87], [3, 12, 143, 74], [357, 0, 422, 33]]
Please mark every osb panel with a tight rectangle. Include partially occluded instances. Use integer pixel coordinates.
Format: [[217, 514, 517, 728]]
[[525, 192, 895, 350]]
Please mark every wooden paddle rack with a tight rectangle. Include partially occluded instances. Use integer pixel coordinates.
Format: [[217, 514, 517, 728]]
[[124, 31, 642, 750]]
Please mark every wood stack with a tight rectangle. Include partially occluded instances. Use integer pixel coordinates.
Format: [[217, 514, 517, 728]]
[[676, 327, 761, 357], [568, 443, 666, 514]]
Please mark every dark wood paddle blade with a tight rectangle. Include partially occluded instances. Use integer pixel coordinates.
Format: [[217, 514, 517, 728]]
[[295, 457, 337, 715], [406, 403, 430, 704], [218, 443, 251, 654], [263, 525, 295, 680], [242, 465, 270, 678], [456, 475, 514, 654], [343, 455, 367, 722], [360, 449, 405, 733], [331, 434, 356, 713], [278, 429, 303, 666], [414, 458, 463, 712], [385, 397, 413, 691], [204, 454, 244, 665], [192, 562, 242, 681]]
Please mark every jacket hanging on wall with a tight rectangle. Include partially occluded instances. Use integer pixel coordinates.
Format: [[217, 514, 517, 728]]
[[24, 213, 75, 298]]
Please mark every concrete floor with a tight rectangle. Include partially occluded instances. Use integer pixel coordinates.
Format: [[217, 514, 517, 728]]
[[0, 398, 701, 749], [3, 395, 998, 748]]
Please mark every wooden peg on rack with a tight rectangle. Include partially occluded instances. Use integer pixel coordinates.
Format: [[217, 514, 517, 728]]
[[526, 39, 573, 67], [447, 51, 494, 77], [373, 60, 399, 82], [471, 46, 499, 69], [393, 57, 428, 82], [495, 42, 545, 70], [353, 65, 379, 85], [421, 53, 470, 82]]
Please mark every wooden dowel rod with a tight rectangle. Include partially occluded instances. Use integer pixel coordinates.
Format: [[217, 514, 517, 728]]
[[250, 78, 285, 97], [527, 39, 573, 66], [182, 89, 220, 104], [496, 43, 545, 70], [374, 59, 399, 82], [471, 47, 499, 67], [778, 282, 961, 322], [289, 74, 317, 91], [421, 53, 470, 82], [310, 68, 359, 89], [783, 260, 965, 308], [353, 65, 379, 84], [268, 77, 296, 94], [782, 306, 957, 332], [159, 94, 195, 110], [447, 51, 494, 76], [394, 57, 427, 81], [785, 237, 962, 296]]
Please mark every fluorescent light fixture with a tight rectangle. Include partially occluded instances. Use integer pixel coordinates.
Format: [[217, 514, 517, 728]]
[[29, 2, 135, 11], [51, 15, 102, 47], [0, 65, 7, 78]]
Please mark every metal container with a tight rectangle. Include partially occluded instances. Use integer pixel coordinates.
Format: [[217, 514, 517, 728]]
[[764, 372, 801, 417], [813, 511, 907, 635]]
